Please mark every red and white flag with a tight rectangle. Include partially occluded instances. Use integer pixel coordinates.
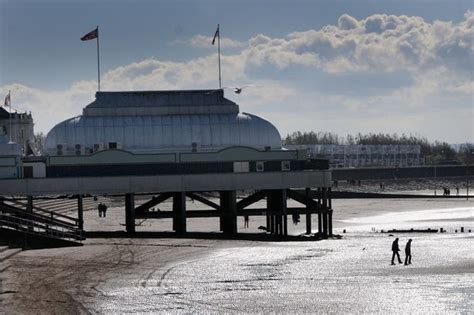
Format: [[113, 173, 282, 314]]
[[4, 92, 10, 107], [212, 24, 219, 45], [81, 27, 98, 41]]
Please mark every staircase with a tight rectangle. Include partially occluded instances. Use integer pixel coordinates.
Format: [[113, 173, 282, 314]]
[[0, 199, 84, 247]]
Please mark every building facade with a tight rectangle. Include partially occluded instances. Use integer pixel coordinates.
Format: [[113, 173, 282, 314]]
[[285, 144, 424, 168], [0, 107, 34, 154]]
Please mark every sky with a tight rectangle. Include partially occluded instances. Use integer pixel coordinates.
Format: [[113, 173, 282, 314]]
[[0, 0, 473, 143]]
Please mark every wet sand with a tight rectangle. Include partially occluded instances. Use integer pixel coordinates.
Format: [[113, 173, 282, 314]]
[[1, 197, 473, 313]]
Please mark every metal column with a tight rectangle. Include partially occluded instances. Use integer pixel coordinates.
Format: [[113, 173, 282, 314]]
[[328, 188, 333, 236], [173, 192, 187, 234], [27, 196, 33, 213], [77, 194, 84, 230], [267, 190, 287, 236], [317, 188, 322, 235], [328, 209, 333, 236], [305, 188, 312, 234], [125, 193, 135, 234], [266, 192, 274, 234], [220, 191, 237, 236]]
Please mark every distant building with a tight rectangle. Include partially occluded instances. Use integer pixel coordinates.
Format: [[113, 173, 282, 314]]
[[0, 107, 34, 155], [45, 89, 282, 155], [285, 144, 425, 168]]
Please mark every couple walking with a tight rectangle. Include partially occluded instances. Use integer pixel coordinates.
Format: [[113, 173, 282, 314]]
[[391, 238, 412, 265]]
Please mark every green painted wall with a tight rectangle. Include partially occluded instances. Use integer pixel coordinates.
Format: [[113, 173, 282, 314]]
[[49, 150, 177, 166]]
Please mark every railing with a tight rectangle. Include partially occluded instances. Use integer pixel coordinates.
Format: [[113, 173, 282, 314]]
[[1, 198, 80, 228], [0, 202, 83, 241], [0, 214, 83, 240]]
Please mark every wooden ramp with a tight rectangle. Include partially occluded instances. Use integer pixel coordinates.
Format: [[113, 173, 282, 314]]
[[0, 199, 84, 249]]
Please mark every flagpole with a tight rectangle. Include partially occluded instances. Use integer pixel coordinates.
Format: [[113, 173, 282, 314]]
[[217, 24, 221, 89], [8, 90, 12, 143], [97, 25, 101, 91]]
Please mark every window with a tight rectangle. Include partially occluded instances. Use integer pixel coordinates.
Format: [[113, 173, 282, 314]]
[[281, 161, 291, 171]]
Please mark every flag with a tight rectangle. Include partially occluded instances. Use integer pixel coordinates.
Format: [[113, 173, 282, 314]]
[[81, 27, 98, 41], [212, 24, 219, 45], [4, 92, 10, 107]]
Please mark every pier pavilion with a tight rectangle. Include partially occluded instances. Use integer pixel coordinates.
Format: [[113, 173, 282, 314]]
[[0, 89, 333, 244]]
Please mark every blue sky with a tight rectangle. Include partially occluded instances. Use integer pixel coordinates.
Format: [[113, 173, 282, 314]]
[[0, 0, 473, 143]]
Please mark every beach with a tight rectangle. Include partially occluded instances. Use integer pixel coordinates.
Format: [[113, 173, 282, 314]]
[[1, 196, 473, 313]]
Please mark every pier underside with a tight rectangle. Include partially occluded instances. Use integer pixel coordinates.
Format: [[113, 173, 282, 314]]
[[125, 188, 333, 238], [1, 170, 333, 240]]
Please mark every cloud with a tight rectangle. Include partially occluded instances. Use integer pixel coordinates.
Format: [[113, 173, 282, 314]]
[[338, 14, 360, 30], [0, 83, 95, 135], [1, 11, 472, 143], [243, 12, 473, 75], [171, 35, 245, 49]]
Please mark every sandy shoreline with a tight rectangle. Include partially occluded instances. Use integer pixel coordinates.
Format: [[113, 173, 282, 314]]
[[1, 196, 473, 313]]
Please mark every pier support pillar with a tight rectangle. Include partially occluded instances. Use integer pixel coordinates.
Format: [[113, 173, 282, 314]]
[[317, 188, 323, 235], [266, 213, 271, 232], [328, 188, 333, 236], [328, 187, 332, 209], [282, 190, 288, 236], [26, 196, 34, 231], [173, 192, 187, 234], [270, 215, 276, 234], [77, 194, 83, 230], [328, 209, 333, 236], [27, 196, 33, 213], [267, 190, 287, 236], [322, 212, 328, 238], [318, 213, 322, 235], [305, 188, 312, 234], [125, 193, 135, 234], [266, 193, 273, 234], [220, 191, 237, 236], [219, 213, 225, 232]]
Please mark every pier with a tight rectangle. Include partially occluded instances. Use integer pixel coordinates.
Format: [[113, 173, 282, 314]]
[[1, 169, 333, 243]]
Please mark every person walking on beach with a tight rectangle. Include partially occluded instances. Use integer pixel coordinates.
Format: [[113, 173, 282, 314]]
[[404, 239, 412, 265], [102, 203, 108, 217], [97, 202, 103, 217], [98, 203, 107, 218], [391, 238, 402, 265]]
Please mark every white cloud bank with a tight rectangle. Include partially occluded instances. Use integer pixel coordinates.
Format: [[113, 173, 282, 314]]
[[244, 11, 473, 77], [1, 12, 472, 142], [171, 35, 245, 49]]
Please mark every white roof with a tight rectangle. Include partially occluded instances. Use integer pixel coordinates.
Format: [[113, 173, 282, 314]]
[[45, 90, 282, 154]]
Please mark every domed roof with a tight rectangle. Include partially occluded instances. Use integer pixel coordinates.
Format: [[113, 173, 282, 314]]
[[45, 89, 281, 155]]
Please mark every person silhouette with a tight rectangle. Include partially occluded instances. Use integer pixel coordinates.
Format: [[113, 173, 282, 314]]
[[391, 237, 402, 265], [244, 215, 249, 228], [97, 202, 103, 217], [102, 203, 108, 217], [404, 239, 412, 265]]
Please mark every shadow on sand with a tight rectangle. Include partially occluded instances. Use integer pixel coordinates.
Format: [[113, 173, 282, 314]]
[[85, 230, 342, 242]]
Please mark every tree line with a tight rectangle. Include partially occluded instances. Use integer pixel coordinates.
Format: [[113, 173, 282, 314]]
[[283, 131, 474, 165]]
